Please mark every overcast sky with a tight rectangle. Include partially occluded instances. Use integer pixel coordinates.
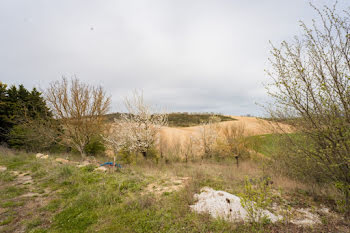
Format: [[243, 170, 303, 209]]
[[0, 0, 346, 116]]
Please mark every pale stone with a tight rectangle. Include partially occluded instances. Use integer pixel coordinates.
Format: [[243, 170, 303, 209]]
[[55, 158, 69, 163], [94, 166, 107, 172], [190, 187, 281, 223], [291, 208, 321, 226], [77, 161, 91, 168]]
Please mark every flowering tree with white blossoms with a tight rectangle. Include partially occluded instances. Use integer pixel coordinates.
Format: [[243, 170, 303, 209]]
[[105, 91, 168, 159]]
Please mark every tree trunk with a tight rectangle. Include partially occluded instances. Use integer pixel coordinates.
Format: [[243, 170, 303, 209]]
[[345, 188, 350, 219], [141, 151, 147, 158], [234, 155, 239, 168], [78, 147, 86, 158]]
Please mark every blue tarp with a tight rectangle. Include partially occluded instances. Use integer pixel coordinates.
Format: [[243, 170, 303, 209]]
[[100, 162, 122, 168]]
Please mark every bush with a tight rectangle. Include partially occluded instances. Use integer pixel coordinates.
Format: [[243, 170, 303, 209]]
[[266, 2, 350, 216], [240, 177, 274, 224], [117, 147, 134, 164], [270, 134, 329, 185], [84, 136, 105, 156]]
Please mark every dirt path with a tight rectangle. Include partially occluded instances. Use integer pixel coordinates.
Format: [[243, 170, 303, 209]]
[[0, 168, 53, 233]]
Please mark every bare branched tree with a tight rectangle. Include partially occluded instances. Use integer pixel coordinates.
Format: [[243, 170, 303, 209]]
[[266, 2, 350, 214], [182, 134, 200, 163], [221, 123, 247, 167], [46, 77, 111, 157], [105, 91, 168, 158], [199, 116, 220, 158]]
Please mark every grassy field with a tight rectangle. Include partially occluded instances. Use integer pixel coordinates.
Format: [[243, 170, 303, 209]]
[[0, 147, 348, 233], [246, 134, 283, 157], [246, 133, 306, 157], [105, 113, 235, 127]]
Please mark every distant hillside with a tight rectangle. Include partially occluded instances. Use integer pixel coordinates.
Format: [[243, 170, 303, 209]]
[[105, 112, 235, 127]]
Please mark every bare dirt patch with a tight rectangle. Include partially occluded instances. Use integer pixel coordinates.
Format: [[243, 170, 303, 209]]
[[14, 172, 34, 185], [145, 176, 190, 197]]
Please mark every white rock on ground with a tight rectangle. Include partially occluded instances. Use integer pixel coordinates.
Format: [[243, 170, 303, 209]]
[[77, 161, 91, 168], [0, 166, 7, 172], [36, 153, 44, 158], [290, 208, 321, 226], [36, 153, 49, 159], [190, 187, 281, 223], [55, 158, 69, 164], [94, 166, 107, 172]]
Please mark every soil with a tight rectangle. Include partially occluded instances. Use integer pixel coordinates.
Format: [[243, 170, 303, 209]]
[[144, 176, 190, 197]]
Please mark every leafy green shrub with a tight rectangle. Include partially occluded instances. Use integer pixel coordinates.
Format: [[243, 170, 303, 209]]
[[145, 146, 160, 162], [240, 177, 274, 224], [117, 147, 134, 164], [84, 136, 105, 156], [270, 134, 330, 185], [8, 121, 58, 152], [266, 2, 350, 216]]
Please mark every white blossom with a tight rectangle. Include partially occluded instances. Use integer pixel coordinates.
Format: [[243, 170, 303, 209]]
[[105, 91, 167, 157]]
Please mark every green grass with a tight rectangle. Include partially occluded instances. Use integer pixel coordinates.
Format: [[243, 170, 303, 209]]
[[41, 199, 61, 212], [26, 218, 43, 231], [246, 133, 303, 157], [0, 186, 27, 199], [53, 194, 98, 232], [246, 134, 282, 156], [0, 171, 16, 182], [0, 215, 15, 226], [1, 200, 25, 208], [0, 151, 249, 232], [0, 149, 347, 233], [2, 156, 27, 169]]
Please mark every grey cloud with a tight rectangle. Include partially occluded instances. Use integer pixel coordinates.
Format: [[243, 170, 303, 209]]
[[0, 0, 343, 115]]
